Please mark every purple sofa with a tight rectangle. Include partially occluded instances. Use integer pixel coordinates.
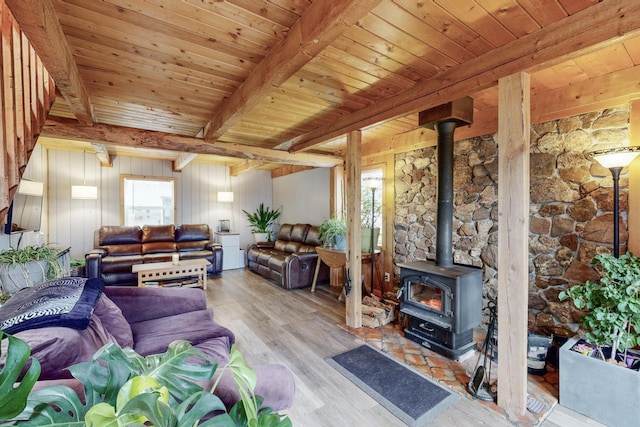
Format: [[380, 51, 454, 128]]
[[5, 285, 295, 412]]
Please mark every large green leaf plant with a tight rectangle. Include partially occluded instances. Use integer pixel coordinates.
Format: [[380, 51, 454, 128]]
[[1, 337, 291, 427], [242, 204, 281, 234], [559, 252, 640, 364], [0, 332, 41, 421]]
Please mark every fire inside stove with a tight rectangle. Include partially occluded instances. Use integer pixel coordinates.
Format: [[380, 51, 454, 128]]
[[410, 282, 443, 311]]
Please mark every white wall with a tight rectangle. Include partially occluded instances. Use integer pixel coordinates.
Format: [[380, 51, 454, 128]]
[[273, 168, 330, 226]]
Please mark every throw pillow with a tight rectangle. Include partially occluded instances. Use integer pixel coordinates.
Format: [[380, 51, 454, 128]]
[[0, 277, 104, 334], [92, 294, 134, 348]]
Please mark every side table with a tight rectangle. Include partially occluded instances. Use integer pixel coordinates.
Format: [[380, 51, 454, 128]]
[[215, 232, 244, 270], [312, 247, 381, 294]]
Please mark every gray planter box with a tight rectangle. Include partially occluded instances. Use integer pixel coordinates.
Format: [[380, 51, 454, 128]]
[[0, 260, 48, 294], [560, 337, 640, 427]]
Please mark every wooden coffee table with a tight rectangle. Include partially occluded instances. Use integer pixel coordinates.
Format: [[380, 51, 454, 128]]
[[132, 259, 210, 289]]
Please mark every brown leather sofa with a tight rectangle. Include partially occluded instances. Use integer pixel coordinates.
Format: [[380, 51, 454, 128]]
[[246, 223, 328, 289], [85, 224, 223, 286]]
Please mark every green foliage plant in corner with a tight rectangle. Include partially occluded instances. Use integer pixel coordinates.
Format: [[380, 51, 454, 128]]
[[4, 339, 292, 427], [242, 203, 282, 237], [559, 252, 640, 364]]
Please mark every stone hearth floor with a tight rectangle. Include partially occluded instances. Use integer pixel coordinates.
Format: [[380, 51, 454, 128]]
[[341, 322, 559, 426]]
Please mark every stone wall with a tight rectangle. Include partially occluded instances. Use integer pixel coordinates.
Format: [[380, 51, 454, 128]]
[[394, 107, 631, 334]]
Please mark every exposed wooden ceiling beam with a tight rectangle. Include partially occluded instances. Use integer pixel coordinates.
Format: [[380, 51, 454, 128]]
[[229, 160, 264, 176], [455, 65, 640, 142], [6, 0, 94, 125], [42, 117, 343, 168], [90, 143, 111, 167], [532, 65, 640, 123], [359, 63, 640, 158], [173, 152, 197, 172], [202, 0, 382, 143], [289, 0, 640, 153], [363, 127, 436, 157], [271, 165, 315, 178]]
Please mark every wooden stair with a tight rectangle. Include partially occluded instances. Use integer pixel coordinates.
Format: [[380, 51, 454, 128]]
[[0, 1, 56, 224]]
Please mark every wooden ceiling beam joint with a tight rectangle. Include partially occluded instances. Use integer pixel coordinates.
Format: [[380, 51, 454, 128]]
[[90, 142, 112, 167]]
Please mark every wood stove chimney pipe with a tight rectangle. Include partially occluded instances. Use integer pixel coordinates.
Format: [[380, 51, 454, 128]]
[[419, 97, 474, 268]]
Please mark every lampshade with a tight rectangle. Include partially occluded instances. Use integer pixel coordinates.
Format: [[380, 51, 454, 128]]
[[586, 146, 640, 168], [362, 176, 383, 189], [18, 180, 44, 196], [71, 185, 98, 200], [217, 191, 234, 202]]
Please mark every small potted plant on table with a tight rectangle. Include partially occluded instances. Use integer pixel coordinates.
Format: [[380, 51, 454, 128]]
[[319, 214, 347, 250], [558, 251, 640, 427]]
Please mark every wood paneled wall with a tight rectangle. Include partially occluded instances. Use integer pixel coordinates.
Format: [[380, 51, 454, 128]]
[[0, 2, 55, 222], [45, 149, 273, 259]]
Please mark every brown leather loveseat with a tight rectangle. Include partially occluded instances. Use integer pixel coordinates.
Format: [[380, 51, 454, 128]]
[[85, 224, 223, 286], [246, 223, 328, 289]]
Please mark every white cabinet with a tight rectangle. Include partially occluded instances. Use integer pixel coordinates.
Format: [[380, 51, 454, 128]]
[[215, 232, 244, 270]]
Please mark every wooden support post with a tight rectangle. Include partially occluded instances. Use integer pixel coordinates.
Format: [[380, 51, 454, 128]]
[[497, 72, 530, 415], [628, 99, 640, 254], [345, 130, 362, 328]]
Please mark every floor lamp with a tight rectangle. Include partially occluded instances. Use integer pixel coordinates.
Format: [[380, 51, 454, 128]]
[[369, 185, 376, 295], [363, 177, 381, 296], [586, 146, 640, 258]]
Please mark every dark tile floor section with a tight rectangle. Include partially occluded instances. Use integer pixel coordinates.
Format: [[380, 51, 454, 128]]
[[341, 322, 559, 426]]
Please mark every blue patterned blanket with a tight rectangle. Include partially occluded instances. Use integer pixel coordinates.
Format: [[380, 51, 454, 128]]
[[0, 277, 104, 334]]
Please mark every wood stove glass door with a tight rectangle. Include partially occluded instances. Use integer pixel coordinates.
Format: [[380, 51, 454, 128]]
[[405, 275, 449, 316]]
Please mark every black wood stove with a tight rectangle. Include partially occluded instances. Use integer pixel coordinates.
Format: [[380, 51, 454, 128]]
[[399, 98, 483, 360], [399, 260, 482, 359]]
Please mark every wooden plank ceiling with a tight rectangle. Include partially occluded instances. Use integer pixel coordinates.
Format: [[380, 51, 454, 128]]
[[6, 0, 640, 174]]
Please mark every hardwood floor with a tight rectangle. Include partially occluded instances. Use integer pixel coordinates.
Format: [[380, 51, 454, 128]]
[[205, 269, 603, 426]]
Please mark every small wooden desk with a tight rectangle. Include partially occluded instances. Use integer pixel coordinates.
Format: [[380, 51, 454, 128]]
[[132, 259, 210, 289], [312, 247, 381, 293]]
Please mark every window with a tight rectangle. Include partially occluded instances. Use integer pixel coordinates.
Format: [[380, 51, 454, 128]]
[[121, 175, 176, 226]]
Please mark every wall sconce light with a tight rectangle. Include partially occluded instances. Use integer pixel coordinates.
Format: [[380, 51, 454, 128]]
[[217, 166, 234, 202], [71, 185, 98, 200], [217, 191, 234, 202], [586, 145, 640, 257], [18, 179, 44, 197], [72, 151, 98, 200]]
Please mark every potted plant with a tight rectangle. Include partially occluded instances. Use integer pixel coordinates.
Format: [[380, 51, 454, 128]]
[[319, 214, 347, 250], [557, 251, 640, 427], [3, 332, 291, 426], [242, 203, 281, 242], [0, 245, 65, 295]]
